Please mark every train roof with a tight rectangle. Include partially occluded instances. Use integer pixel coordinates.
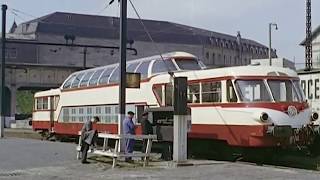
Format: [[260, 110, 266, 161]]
[[155, 64, 299, 82], [60, 51, 204, 89]]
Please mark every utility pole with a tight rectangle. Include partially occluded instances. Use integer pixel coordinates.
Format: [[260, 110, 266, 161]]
[[82, 47, 87, 69], [118, 0, 127, 151], [0, 4, 7, 138], [305, 0, 312, 70]]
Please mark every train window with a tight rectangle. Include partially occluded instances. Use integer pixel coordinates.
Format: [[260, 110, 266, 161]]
[[152, 59, 176, 74], [54, 96, 60, 109], [187, 83, 200, 103], [127, 62, 139, 72], [96, 107, 101, 114], [109, 66, 120, 83], [89, 69, 104, 86], [98, 67, 114, 85], [79, 108, 84, 114], [79, 71, 94, 87], [235, 80, 271, 102], [227, 80, 237, 102], [165, 83, 173, 106], [175, 59, 202, 70], [36, 97, 49, 110], [36, 98, 43, 110], [268, 80, 300, 102], [293, 80, 305, 101], [71, 73, 85, 88], [202, 81, 221, 103], [87, 107, 92, 114], [62, 74, 76, 89], [136, 61, 150, 79], [153, 85, 163, 105], [62, 108, 69, 122], [105, 107, 111, 114]]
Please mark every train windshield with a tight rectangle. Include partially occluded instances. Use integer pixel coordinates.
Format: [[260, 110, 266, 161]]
[[175, 59, 202, 70], [293, 80, 306, 101], [267, 80, 301, 102], [235, 80, 272, 102]]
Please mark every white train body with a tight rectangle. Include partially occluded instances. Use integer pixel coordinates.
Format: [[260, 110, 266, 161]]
[[32, 52, 314, 147]]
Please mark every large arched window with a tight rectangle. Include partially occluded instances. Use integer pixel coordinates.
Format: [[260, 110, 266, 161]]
[[136, 61, 151, 79]]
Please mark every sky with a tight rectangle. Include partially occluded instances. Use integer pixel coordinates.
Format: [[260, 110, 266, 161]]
[[1, 0, 320, 67]]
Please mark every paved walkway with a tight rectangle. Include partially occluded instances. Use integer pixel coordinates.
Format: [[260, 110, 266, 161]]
[[0, 137, 320, 180]]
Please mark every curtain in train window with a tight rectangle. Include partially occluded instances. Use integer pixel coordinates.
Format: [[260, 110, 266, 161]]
[[187, 83, 200, 103], [227, 80, 237, 102]]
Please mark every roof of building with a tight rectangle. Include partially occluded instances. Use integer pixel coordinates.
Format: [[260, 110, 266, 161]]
[[13, 12, 267, 49], [300, 24, 320, 45]]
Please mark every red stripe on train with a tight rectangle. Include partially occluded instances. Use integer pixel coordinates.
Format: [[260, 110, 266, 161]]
[[32, 120, 282, 147], [189, 102, 309, 112]]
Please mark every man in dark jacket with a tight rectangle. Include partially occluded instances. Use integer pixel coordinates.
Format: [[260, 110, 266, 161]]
[[141, 112, 153, 152], [80, 116, 99, 164]]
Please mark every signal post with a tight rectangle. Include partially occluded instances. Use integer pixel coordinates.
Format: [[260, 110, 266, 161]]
[[173, 77, 188, 163]]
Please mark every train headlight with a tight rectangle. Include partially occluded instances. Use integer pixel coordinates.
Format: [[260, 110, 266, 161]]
[[311, 112, 319, 121], [260, 112, 269, 121]]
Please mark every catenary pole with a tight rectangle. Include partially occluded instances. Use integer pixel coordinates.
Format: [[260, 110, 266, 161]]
[[0, 4, 7, 138]]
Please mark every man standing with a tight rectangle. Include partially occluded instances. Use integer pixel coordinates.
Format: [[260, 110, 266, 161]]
[[141, 112, 153, 152], [123, 111, 135, 162], [80, 116, 99, 164]]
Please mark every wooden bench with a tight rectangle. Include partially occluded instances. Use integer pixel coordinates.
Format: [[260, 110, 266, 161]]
[[76, 132, 157, 168]]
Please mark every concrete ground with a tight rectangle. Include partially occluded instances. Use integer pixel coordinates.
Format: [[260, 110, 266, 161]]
[[0, 137, 320, 180]]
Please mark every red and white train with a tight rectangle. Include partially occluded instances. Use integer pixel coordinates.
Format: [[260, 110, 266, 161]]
[[32, 52, 317, 147]]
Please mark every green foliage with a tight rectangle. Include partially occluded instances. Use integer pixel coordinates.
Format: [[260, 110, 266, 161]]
[[16, 90, 35, 114]]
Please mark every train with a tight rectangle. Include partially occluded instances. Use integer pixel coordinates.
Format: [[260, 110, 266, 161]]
[[32, 51, 318, 148]]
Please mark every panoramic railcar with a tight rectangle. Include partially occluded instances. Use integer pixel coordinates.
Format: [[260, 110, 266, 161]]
[[32, 51, 315, 147]]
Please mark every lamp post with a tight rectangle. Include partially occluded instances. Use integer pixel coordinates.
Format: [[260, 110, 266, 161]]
[[269, 23, 278, 66], [0, 4, 7, 138]]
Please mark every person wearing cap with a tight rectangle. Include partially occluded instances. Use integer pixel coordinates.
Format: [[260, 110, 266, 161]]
[[140, 112, 153, 153], [80, 116, 100, 164], [123, 111, 136, 162]]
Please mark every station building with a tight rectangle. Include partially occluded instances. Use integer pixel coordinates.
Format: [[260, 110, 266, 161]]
[[8, 12, 275, 68], [1, 12, 275, 124]]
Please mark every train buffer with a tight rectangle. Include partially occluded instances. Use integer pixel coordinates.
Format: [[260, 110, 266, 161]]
[[76, 132, 157, 168]]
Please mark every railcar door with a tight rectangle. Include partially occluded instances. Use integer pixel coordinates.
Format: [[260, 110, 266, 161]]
[[49, 96, 54, 132]]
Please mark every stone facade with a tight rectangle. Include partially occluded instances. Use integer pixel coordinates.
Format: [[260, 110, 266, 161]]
[[8, 12, 274, 69]]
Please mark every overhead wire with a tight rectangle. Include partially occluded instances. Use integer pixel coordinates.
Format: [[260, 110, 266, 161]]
[[128, 0, 175, 77]]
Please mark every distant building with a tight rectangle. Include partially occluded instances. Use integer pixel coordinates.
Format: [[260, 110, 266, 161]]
[[300, 24, 320, 68], [251, 58, 295, 70], [8, 12, 275, 68]]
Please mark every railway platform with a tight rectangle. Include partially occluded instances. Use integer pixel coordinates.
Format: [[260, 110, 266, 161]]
[[1, 137, 320, 180]]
